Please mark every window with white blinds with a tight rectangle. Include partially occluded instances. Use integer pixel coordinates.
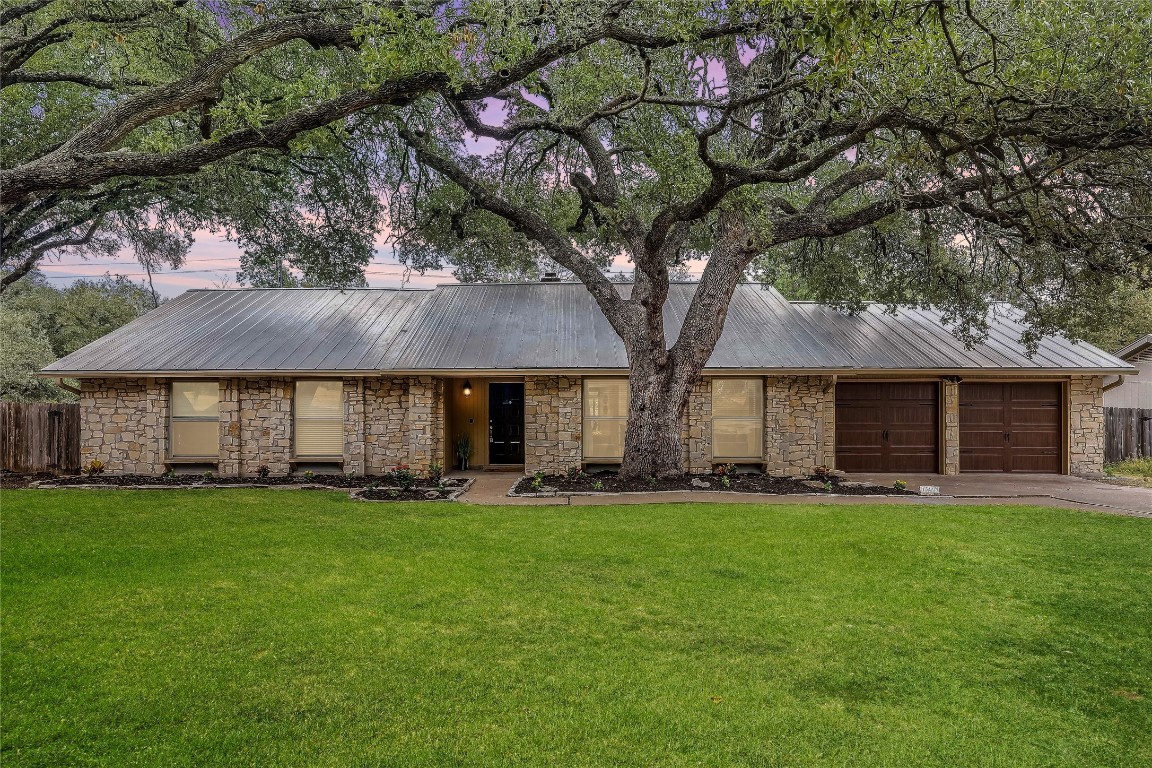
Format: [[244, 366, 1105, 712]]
[[170, 381, 219, 458], [295, 380, 343, 457], [583, 378, 629, 460], [711, 378, 763, 460]]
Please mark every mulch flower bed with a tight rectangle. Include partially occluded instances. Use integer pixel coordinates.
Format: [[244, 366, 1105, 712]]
[[511, 471, 917, 496], [15, 472, 472, 501], [25, 472, 449, 490]]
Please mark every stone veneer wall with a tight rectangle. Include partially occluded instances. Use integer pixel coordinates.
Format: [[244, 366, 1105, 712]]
[[1068, 375, 1105, 476], [524, 376, 582, 474], [942, 379, 960, 476], [217, 378, 294, 476], [358, 376, 445, 475], [79, 378, 167, 474], [763, 375, 834, 476], [682, 378, 713, 474]]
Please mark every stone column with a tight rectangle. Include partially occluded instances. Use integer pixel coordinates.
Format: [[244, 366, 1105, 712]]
[[1069, 375, 1105, 476], [342, 378, 366, 475], [684, 378, 712, 474], [405, 376, 444, 472], [942, 379, 960, 476], [219, 378, 241, 477]]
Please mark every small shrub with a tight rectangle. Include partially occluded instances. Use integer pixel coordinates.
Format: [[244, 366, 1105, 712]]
[[256, 464, 270, 479], [592, 480, 604, 491], [646, 475, 657, 487], [388, 464, 417, 490], [893, 479, 908, 491], [565, 465, 586, 482], [426, 461, 444, 484], [164, 469, 177, 481], [530, 471, 545, 491], [202, 470, 214, 481], [302, 470, 314, 481], [713, 463, 737, 477], [82, 459, 105, 477], [720, 475, 731, 488], [823, 480, 834, 492], [387, 489, 399, 498], [813, 465, 831, 478]]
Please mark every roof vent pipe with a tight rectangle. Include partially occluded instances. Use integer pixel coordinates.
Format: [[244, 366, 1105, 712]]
[[541, 272, 561, 282]]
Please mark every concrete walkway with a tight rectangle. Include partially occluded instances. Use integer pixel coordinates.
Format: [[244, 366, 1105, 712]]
[[452, 471, 1152, 518]]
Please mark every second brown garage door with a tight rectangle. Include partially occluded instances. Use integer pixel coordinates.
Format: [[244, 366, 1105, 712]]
[[836, 382, 939, 473], [960, 382, 1062, 473]]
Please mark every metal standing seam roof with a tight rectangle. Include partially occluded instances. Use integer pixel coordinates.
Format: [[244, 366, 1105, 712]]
[[42, 283, 1136, 375]]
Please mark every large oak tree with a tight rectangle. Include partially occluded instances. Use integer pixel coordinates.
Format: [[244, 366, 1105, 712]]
[[385, 0, 1152, 477]]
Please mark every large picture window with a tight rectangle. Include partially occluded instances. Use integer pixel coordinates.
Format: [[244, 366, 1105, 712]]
[[170, 381, 219, 458], [712, 378, 763, 460], [295, 380, 343, 457], [583, 378, 629, 461]]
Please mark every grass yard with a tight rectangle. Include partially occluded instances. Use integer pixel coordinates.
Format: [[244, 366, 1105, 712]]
[[2, 491, 1150, 767], [1106, 457, 1152, 488]]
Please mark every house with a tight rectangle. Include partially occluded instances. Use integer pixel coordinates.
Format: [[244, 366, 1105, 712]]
[[42, 282, 1135, 478], [1104, 334, 1152, 409]]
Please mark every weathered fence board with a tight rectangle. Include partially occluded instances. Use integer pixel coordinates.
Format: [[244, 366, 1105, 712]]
[[0, 402, 81, 474], [1104, 407, 1152, 464]]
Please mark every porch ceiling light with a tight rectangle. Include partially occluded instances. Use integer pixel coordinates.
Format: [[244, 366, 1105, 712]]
[[462, 379, 472, 396]]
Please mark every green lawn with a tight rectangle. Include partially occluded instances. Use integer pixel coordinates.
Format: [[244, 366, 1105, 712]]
[[2, 491, 1150, 767]]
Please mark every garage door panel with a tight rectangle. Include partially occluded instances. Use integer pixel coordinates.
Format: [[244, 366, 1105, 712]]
[[888, 383, 938, 401], [959, 382, 1061, 473], [836, 382, 938, 473], [1011, 406, 1060, 425], [1010, 452, 1060, 473], [836, 405, 883, 425], [888, 451, 939, 473], [961, 383, 1006, 402], [961, 451, 1006, 472], [963, 406, 1006, 426], [1012, 427, 1061, 446], [960, 429, 1004, 448], [837, 429, 883, 448]]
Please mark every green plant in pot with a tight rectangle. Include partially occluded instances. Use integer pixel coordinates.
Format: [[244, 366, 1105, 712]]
[[455, 435, 472, 471]]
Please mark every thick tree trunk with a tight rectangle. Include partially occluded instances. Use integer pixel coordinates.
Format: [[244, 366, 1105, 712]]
[[619, 353, 695, 479]]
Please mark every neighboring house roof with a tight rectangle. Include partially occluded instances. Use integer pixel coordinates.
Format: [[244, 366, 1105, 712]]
[[1115, 334, 1152, 361], [43, 283, 1136, 376]]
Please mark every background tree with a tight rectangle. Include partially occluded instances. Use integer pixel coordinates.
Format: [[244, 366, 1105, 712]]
[[386, 0, 1152, 477], [0, 271, 153, 400]]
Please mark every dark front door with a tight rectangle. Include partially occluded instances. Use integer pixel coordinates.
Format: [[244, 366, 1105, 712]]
[[836, 382, 939, 473], [488, 383, 525, 464], [960, 382, 1061, 472]]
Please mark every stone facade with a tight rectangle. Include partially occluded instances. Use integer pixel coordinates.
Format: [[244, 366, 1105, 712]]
[[79, 378, 167, 474], [524, 376, 582, 474], [763, 376, 835, 476], [79, 372, 1106, 478], [942, 379, 960, 476], [1068, 375, 1105, 476]]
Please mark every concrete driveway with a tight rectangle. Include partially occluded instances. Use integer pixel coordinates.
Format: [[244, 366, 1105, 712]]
[[454, 471, 1151, 518]]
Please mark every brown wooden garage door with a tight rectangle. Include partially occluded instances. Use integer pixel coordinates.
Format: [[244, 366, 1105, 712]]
[[836, 382, 939, 473], [960, 382, 1062, 473]]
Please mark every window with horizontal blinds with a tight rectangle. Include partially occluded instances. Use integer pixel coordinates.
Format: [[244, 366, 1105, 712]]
[[711, 378, 763, 460], [583, 378, 628, 460], [295, 380, 343, 457], [170, 381, 219, 458]]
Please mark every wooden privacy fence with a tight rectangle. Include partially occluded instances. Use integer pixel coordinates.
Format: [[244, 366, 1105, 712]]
[[0, 402, 81, 474], [1104, 407, 1152, 464]]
